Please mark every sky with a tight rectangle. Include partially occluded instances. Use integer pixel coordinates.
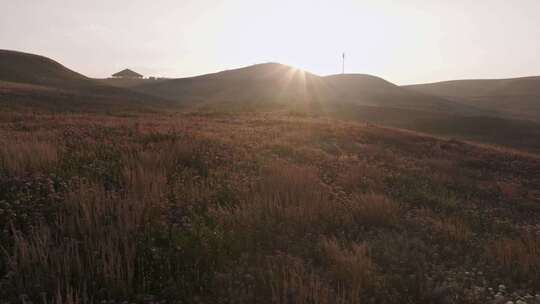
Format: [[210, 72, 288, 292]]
[[2, 0, 540, 85]]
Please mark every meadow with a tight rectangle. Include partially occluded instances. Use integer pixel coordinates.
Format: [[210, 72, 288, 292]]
[[1, 110, 539, 304]]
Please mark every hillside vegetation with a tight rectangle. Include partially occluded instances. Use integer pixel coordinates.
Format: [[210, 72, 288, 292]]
[[124, 63, 540, 152], [132, 63, 481, 116], [1, 110, 540, 303], [0, 50, 170, 111], [3, 49, 540, 152], [406, 77, 540, 122], [0, 50, 90, 88]]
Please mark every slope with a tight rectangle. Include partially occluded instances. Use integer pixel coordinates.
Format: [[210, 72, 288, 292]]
[[132, 63, 540, 151], [0, 50, 170, 110], [132, 63, 331, 110], [0, 49, 93, 88], [2, 110, 540, 302], [133, 63, 488, 116], [405, 76, 540, 122], [324, 74, 486, 115]]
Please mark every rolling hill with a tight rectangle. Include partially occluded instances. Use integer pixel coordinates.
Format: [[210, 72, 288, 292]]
[[2, 49, 540, 152], [0, 49, 485, 116], [131, 63, 492, 119], [97, 77, 169, 89], [153, 65, 540, 151], [0, 49, 93, 88], [405, 76, 540, 122], [129, 63, 540, 151], [323, 74, 487, 115], [3, 108, 540, 303], [131, 63, 330, 110], [132, 63, 477, 113], [0, 50, 169, 110]]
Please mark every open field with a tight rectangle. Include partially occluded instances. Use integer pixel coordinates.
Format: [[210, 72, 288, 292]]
[[1, 110, 539, 303], [3, 1, 540, 303], [5, 49, 540, 156]]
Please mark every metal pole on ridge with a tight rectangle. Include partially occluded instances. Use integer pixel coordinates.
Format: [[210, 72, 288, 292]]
[[342, 52, 346, 74]]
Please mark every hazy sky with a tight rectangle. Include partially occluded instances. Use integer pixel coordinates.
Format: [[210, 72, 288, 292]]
[[2, 0, 540, 84]]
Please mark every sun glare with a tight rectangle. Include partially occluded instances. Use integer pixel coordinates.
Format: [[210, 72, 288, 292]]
[[202, 0, 422, 80], [4, 0, 540, 83]]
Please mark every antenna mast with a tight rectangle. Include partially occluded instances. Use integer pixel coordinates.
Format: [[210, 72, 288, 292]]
[[342, 52, 345, 74]]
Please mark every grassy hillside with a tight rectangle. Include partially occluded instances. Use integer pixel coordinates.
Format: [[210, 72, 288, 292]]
[[324, 74, 484, 115], [406, 76, 540, 98], [132, 63, 330, 106], [1, 109, 539, 303], [0, 50, 171, 111], [128, 63, 540, 152], [0, 49, 93, 88], [132, 63, 484, 116], [187, 102, 540, 153], [329, 104, 540, 153], [97, 77, 169, 89], [406, 77, 540, 122], [2, 49, 539, 152]]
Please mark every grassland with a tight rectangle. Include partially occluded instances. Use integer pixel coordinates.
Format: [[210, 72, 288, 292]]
[[1, 109, 539, 303]]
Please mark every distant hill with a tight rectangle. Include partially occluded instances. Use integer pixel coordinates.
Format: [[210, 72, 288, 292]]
[[405, 77, 540, 122], [0, 50, 170, 111], [2, 49, 540, 152], [131, 63, 330, 109], [132, 63, 485, 115], [324, 74, 485, 115], [97, 78, 169, 89], [0, 49, 92, 88], [129, 63, 540, 151]]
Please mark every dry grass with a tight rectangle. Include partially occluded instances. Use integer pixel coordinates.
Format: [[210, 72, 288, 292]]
[[4, 183, 159, 300], [488, 235, 540, 279], [497, 181, 525, 200], [319, 237, 378, 304], [211, 165, 398, 255], [209, 162, 333, 252], [433, 217, 473, 242], [344, 193, 400, 228], [337, 162, 386, 193], [1, 110, 540, 303], [265, 254, 336, 304], [0, 137, 58, 175]]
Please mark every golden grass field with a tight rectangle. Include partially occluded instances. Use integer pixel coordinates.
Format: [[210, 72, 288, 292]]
[[1, 109, 539, 303]]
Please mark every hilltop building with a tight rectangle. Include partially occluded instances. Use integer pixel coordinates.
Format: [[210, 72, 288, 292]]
[[112, 69, 143, 79]]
